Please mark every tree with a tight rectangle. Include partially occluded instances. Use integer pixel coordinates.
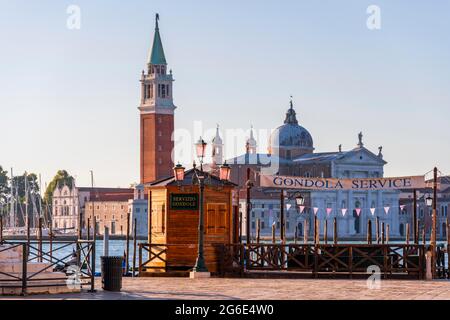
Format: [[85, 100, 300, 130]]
[[44, 170, 75, 204]]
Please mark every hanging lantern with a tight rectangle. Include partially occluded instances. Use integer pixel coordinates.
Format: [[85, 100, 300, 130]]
[[219, 161, 231, 181], [173, 163, 185, 182], [195, 137, 207, 160]]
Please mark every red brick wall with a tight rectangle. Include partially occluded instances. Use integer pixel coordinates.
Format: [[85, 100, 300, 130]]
[[140, 113, 174, 183]]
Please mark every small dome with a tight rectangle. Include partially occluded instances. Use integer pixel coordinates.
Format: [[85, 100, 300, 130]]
[[269, 100, 314, 153], [270, 124, 313, 149]]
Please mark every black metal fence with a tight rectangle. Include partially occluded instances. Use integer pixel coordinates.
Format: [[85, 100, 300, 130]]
[[0, 240, 95, 295]]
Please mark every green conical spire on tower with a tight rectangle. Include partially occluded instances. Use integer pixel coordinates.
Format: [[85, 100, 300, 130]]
[[149, 13, 167, 65]]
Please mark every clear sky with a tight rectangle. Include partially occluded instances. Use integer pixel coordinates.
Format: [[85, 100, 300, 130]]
[[1, 0, 449, 188]]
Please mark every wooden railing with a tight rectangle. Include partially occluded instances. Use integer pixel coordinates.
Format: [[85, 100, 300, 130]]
[[221, 243, 426, 279]]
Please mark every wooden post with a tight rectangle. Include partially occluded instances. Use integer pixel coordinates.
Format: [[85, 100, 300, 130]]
[[271, 222, 276, 243], [294, 225, 298, 244], [323, 219, 328, 244], [280, 191, 285, 243], [132, 218, 137, 277], [246, 168, 251, 245], [125, 211, 130, 275], [256, 218, 260, 243], [447, 217, 450, 278], [386, 224, 390, 244], [87, 218, 90, 241], [406, 223, 410, 245], [333, 217, 337, 245], [314, 217, 320, 245], [49, 222, 53, 264], [431, 167, 438, 279], [38, 217, 43, 262], [313, 216, 318, 245], [367, 220, 372, 245], [376, 217, 380, 244], [304, 220, 308, 244], [413, 189, 418, 244], [239, 210, 242, 244], [381, 222, 385, 245], [0, 215, 3, 244], [148, 190, 152, 244]]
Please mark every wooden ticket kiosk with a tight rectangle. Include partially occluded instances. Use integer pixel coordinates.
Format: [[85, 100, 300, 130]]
[[144, 168, 237, 274]]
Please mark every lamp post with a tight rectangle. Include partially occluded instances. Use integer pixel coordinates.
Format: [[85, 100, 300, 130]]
[[173, 137, 231, 277]]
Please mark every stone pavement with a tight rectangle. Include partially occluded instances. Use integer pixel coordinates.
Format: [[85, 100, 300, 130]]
[[3, 277, 450, 300]]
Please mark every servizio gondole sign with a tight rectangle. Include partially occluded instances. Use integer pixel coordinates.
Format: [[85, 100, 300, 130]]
[[260, 175, 427, 191]]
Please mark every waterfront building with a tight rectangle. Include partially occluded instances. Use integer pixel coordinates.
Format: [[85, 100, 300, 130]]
[[51, 185, 133, 234], [128, 184, 149, 237]]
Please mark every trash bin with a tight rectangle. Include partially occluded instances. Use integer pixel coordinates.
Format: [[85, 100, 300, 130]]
[[101, 256, 123, 292]]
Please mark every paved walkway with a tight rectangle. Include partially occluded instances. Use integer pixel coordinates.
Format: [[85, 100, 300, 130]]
[[3, 277, 450, 300]]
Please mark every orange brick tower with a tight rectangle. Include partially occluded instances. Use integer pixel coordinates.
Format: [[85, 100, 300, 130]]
[[139, 14, 176, 184]]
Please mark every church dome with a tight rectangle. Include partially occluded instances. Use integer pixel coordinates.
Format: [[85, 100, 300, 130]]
[[269, 101, 314, 157]]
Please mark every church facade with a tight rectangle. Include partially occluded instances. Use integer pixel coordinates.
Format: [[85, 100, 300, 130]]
[[210, 101, 401, 240]]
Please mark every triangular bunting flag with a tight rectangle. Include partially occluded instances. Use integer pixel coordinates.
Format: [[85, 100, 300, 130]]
[[355, 208, 361, 216], [384, 206, 390, 214], [286, 204, 292, 211], [341, 208, 347, 216], [370, 208, 376, 215], [299, 206, 305, 214], [400, 205, 405, 211], [313, 207, 319, 215], [326, 208, 332, 216]]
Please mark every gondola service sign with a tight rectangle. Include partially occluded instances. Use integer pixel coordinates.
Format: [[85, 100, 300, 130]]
[[260, 175, 427, 191]]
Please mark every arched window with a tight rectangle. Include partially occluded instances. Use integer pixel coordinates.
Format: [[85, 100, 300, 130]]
[[443, 223, 447, 237]]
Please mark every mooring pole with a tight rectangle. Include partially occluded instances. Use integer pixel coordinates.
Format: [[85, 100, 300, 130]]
[[271, 222, 276, 244], [280, 191, 285, 243], [256, 218, 260, 244], [87, 218, 91, 241], [333, 217, 337, 245], [367, 220, 372, 245], [294, 225, 298, 244], [126, 211, 130, 275], [132, 218, 137, 277], [431, 167, 438, 279], [406, 223, 410, 245], [313, 216, 317, 245], [422, 227, 426, 246], [304, 220, 308, 244], [447, 217, 450, 278], [245, 168, 252, 245], [413, 189, 418, 244], [38, 217, 43, 262], [49, 222, 53, 263], [376, 217, 380, 244], [386, 224, 389, 243], [323, 219, 328, 244], [0, 215, 3, 244], [381, 222, 385, 245]]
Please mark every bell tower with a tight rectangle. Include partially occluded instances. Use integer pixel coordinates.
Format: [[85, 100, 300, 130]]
[[139, 14, 176, 183]]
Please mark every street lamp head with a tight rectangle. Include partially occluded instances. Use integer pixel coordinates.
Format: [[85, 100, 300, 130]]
[[173, 163, 185, 182], [195, 137, 207, 161], [219, 161, 231, 181], [295, 194, 305, 206], [426, 195, 433, 207]]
